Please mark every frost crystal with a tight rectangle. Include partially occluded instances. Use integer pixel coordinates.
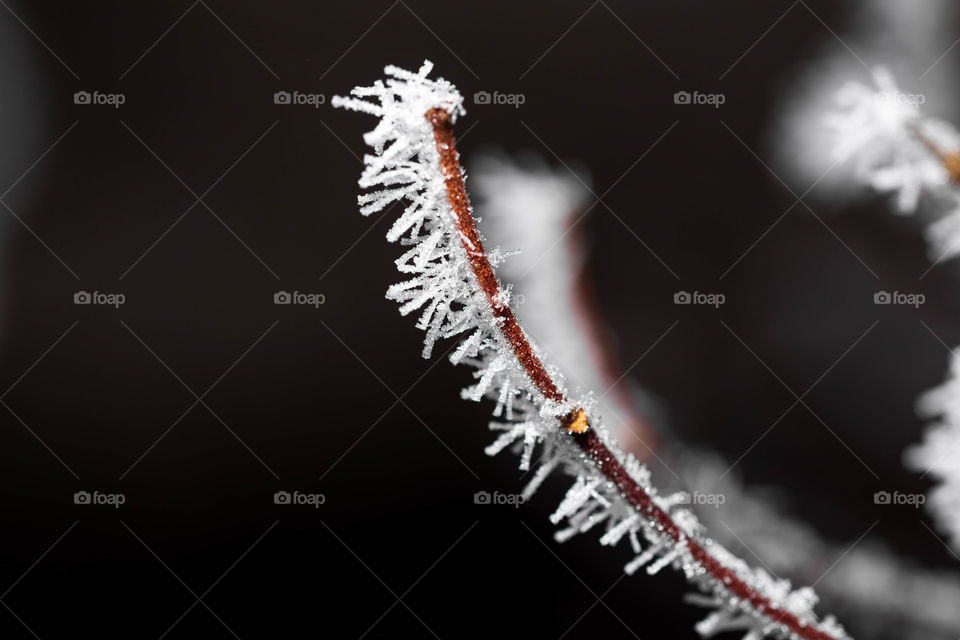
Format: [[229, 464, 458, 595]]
[[908, 350, 960, 552], [335, 61, 848, 640], [830, 66, 960, 259]]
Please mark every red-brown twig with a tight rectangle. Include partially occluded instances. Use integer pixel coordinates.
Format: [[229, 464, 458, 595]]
[[427, 106, 841, 640]]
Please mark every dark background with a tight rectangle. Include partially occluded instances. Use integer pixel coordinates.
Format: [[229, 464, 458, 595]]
[[0, 1, 956, 638]]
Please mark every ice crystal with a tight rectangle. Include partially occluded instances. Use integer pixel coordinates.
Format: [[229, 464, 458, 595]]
[[335, 61, 848, 640], [908, 350, 960, 552], [830, 66, 960, 258]]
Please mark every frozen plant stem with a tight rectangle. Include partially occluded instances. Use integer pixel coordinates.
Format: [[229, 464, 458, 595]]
[[426, 103, 840, 640], [335, 62, 848, 640], [427, 108, 571, 410]]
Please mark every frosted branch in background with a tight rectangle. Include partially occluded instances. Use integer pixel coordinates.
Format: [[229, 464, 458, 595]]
[[828, 67, 960, 264], [827, 64, 960, 567], [472, 153, 661, 458], [830, 67, 959, 215], [908, 350, 960, 552], [772, 0, 959, 204]]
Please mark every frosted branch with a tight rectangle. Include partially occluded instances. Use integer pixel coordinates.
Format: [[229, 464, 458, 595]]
[[335, 61, 849, 640]]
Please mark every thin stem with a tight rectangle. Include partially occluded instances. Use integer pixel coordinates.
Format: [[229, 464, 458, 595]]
[[427, 107, 842, 640], [428, 108, 564, 405]]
